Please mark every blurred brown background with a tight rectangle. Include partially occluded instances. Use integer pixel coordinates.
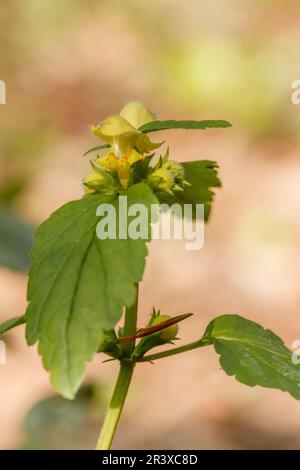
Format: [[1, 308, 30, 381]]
[[1, 0, 300, 449]]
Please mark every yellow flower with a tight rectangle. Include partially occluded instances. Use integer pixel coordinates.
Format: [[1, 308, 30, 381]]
[[116, 158, 131, 187], [120, 101, 156, 128], [96, 151, 119, 172], [95, 148, 144, 187], [135, 134, 163, 154], [89, 102, 166, 189], [92, 102, 162, 157], [123, 148, 144, 165]]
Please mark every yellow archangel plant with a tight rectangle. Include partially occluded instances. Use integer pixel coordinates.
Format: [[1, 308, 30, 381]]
[[3, 101, 300, 453]]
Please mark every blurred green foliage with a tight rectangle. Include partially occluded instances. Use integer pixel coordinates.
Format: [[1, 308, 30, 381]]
[[0, 206, 33, 272], [21, 384, 107, 450]]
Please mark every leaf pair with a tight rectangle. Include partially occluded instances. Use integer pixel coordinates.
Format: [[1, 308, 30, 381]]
[[4, 157, 220, 398], [24, 153, 221, 397], [2, 311, 300, 401], [4, 151, 299, 404]]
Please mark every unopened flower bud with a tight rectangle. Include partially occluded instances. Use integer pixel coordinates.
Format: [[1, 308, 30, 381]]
[[83, 171, 116, 197], [151, 314, 178, 341], [162, 160, 184, 181], [148, 168, 174, 192], [83, 172, 106, 193]]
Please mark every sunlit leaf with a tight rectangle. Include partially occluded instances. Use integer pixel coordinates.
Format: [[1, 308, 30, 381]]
[[26, 184, 157, 398], [138, 119, 232, 133], [203, 314, 300, 399], [166, 160, 221, 221]]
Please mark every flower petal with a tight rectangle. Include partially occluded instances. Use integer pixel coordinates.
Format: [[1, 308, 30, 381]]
[[120, 102, 156, 129], [96, 152, 119, 171], [136, 134, 164, 153], [117, 159, 131, 187], [92, 115, 137, 142]]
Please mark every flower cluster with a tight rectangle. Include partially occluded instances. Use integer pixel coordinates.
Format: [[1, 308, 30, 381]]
[[83, 101, 188, 196]]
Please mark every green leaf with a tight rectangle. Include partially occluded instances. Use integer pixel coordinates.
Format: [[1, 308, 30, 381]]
[[131, 154, 154, 183], [0, 206, 33, 271], [83, 143, 110, 156], [138, 119, 232, 134], [22, 383, 106, 450], [203, 314, 300, 400], [25, 183, 157, 398], [0, 315, 26, 336], [167, 160, 221, 221]]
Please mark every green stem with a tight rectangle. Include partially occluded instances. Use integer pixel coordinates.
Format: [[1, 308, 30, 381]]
[[122, 284, 139, 355], [95, 284, 139, 450], [136, 338, 210, 362], [95, 363, 134, 450]]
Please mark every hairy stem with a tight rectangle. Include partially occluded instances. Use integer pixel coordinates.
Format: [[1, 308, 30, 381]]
[[95, 284, 139, 450]]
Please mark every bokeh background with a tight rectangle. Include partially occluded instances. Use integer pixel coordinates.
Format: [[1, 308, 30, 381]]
[[1, 0, 300, 449]]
